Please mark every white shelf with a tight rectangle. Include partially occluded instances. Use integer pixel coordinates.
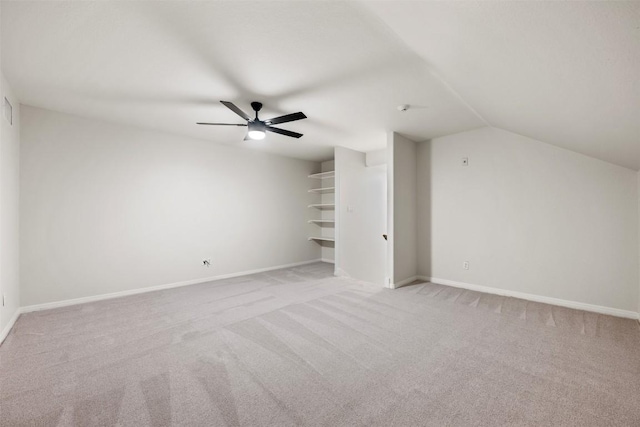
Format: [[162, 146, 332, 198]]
[[308, 187, 335, 194], [308, 220, 335, 224], [308, 237, 335, 242], [308, 171, 335, 179], [308, 203, 335, 210]]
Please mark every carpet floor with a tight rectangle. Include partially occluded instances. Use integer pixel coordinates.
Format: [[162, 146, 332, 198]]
[[1, 262, 639, 426]]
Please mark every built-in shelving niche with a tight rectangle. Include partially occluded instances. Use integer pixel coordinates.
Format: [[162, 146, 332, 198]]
[[308, 160, 335, 263]]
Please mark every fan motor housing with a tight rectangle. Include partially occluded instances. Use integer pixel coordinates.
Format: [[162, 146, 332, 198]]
[[248, 121, 266, 132]]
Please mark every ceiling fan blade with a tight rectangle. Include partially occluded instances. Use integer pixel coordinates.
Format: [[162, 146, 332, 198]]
[[197, 122, 247, 126], [266, 126, 303, 139], [265, 112, 307, 125], [220, 101, 251, 121]]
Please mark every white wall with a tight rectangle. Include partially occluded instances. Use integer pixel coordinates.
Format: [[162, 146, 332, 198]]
[[418, 126, 639, 312], [388, 133, 417, 286], [20, 106, 320, 306], [0, 73, 21, 334], [365, 148, 386, 167], [335, 146, 386, 285]]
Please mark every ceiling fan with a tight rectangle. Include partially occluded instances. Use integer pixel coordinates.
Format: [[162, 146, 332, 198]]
[[198, 101, 307, 140]]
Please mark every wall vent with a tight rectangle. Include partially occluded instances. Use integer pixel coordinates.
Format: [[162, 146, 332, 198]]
[[3, 97, 12, 125]]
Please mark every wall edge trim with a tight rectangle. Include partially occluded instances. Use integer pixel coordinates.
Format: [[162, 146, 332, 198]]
[[0, 309, 22, 346], [21, 259, 324, 314], [418, 276, 639, 320], [392, 275, 419, 289]]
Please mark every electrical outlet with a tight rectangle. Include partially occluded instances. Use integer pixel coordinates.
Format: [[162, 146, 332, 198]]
[[462, 157, 469, 166], [203, 259, 212, 267], [463, 261, 469, 270]]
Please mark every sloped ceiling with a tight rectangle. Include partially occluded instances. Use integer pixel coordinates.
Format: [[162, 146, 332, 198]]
[[2, 1, 639, 168], [362, 1, 640, 170]]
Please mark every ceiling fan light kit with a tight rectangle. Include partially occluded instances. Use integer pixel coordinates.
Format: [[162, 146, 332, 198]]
[[247, 121, 266, 140], [198, 101, 307, 141]]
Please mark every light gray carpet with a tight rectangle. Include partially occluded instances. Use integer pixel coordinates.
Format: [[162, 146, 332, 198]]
[[1, 262, 640, 426]]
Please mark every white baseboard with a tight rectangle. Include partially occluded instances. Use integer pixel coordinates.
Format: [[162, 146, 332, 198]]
[[21, 259, 323, 314], [392, 276, 419, 289], [0, 308, 22, 346], [418, 276, 639, 320], [320, 258, 335, 264]]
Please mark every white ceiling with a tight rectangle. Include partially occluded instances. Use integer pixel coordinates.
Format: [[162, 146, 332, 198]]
[[2, 1, 639, 168], [0, 1, 483, 161], [363, 1, 640, 170]]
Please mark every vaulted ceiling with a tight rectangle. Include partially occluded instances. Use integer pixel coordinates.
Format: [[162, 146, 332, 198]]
[[362, 1, 640, 170], [2, 1, 639, 168]]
